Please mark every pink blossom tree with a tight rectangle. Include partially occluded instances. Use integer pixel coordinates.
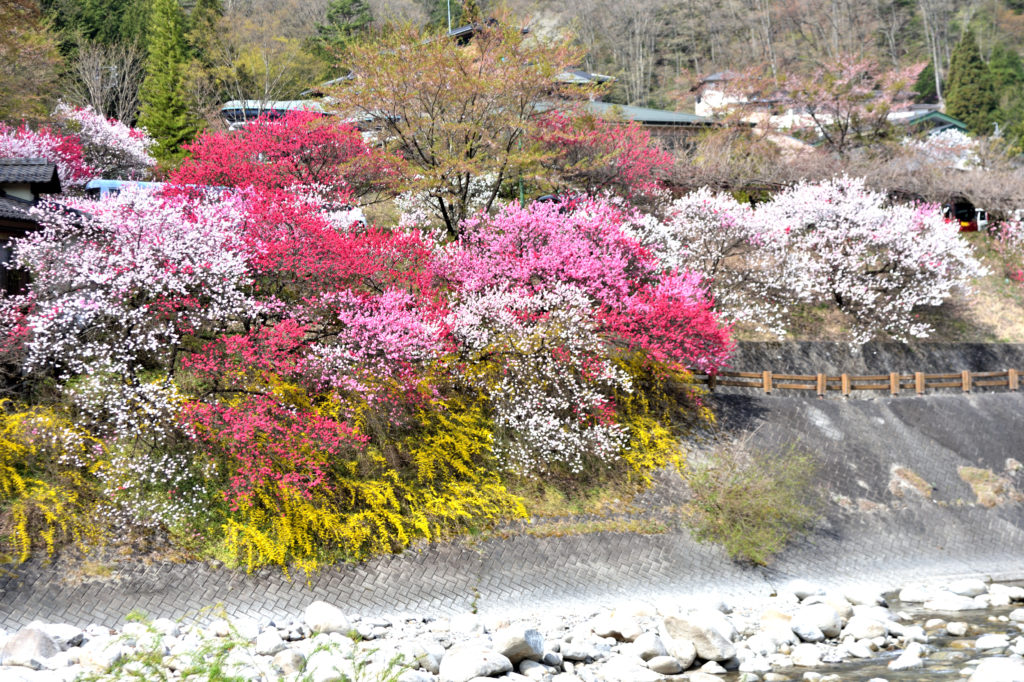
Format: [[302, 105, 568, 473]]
[[442, 197, 732, 476], [0, 104, 157, 187]]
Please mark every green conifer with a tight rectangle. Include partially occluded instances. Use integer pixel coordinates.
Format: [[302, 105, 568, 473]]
[[138, 0, 201, 161], [944, 28, 999, 135], [311, 0, 373, 64]]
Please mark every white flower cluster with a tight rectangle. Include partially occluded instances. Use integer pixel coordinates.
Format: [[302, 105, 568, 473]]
[[396, 173, 498, 230], [8, 187, 256, 435], [904, 128, 979, 170], [449, 283, 631, 476], [632, 188, 790, 336], [641, 177, 984, 343]]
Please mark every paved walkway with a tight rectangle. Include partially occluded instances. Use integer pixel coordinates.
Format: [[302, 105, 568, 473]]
[[2, 393, 1023, 629]]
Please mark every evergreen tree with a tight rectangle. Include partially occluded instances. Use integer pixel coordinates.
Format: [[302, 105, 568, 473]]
[[138, 0, 200, 160], [311, 0, 373, 63], [989, 43, 1024, 93], [913, 61, 939, 104], [463, 0, 481, 23], [186, 0, 221, 64], [944, 29, 999, 135]]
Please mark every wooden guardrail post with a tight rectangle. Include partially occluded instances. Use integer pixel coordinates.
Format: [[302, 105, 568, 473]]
[[841, 373, 850, 396], [763, 371, 772, 394], [961, 370, 972, 393], [915, 372, 924, 395], [889, 372, 899, 396], [1011, 369, 1019, 391], [816, 373, 826, 397]]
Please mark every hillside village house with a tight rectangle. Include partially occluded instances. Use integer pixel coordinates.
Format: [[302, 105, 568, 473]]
[[691, 71, 968, 138], [0, 158, 61, 293]]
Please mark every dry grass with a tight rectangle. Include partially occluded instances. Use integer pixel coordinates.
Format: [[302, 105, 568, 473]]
[[958, 466, 1024, 508]]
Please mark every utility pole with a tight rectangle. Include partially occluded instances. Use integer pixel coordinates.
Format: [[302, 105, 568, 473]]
[[447, 0, 452, 31]]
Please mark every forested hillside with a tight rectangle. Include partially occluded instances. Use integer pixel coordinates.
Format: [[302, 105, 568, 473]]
[[7, 0, 1024, 130]]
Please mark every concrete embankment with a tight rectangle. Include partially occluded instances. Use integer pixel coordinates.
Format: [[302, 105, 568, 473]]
[[1, 344, 1022, 630]]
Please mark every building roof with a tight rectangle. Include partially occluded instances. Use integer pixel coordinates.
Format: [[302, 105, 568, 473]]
[[0, 158, 61, 193], [0, 195, 36, 223], [584, 101, 715, 126], [555, 70, 615, 85], [888, 109, 968, 133]]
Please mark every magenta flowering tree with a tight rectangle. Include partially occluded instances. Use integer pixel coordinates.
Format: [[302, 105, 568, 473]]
[[0, 104, 157, 188], [441, 197, 732, 476], [52, 103, 157, 180], [0, 121, 94, 188]]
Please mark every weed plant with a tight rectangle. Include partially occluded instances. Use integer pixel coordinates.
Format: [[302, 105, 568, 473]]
[[683, 440, 821, 565]]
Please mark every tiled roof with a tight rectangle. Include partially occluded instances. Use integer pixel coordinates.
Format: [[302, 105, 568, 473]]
[[0, 196, 35, 222], [0, 158, 59, 185]]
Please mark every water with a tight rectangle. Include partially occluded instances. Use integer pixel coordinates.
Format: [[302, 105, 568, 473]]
[[722, 588, 1023, 681]]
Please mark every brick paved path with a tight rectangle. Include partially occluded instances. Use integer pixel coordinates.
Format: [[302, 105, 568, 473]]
[[3, 393, 1022, 629]]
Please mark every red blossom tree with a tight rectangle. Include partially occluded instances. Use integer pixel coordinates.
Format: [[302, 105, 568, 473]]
[[172, 112, 406, 207]]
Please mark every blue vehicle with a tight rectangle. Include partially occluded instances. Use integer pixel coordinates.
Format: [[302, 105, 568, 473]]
[[84, 179, 164, 199]]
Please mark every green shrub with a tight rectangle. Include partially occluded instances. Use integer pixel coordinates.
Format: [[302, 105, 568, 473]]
[[683, 441, 820, 565]]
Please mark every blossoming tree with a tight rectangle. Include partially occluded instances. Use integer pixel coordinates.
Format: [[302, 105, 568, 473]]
[[645, 177, 984, 342]]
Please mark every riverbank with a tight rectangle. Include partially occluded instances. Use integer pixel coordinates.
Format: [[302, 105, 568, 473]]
[[3, 576, 1024, 681]]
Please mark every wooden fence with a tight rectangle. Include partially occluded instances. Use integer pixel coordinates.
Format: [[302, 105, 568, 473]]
[[696, 368, 1022, 397]]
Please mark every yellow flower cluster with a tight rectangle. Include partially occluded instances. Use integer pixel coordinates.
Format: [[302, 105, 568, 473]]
[[0, 403, 106, 562]]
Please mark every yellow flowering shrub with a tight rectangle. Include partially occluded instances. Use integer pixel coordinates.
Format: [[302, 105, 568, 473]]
[[613, 354, 713, 482], [0, 403, 106, 562], [220, 389, 525, 574]]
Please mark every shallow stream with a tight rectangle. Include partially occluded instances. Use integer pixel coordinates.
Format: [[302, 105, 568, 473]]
[[723, 588, 1024, 681]]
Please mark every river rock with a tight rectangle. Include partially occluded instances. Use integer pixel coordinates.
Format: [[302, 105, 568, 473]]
[[686, 673, 728, 682], [78, 636, 125, 673], [305, 602, 351, 635], [791, 622, 825, 643], [898, 584, 934, 603], [629, 632, 668, 661], [254, 629, 286, 656], [969, 656, 1024, 682], [438, 645, 512, 682], [306, 648, 356, 682], [1010, 609, 1024, 622], [25, 622, 82, 651], [947, 621, 970, 636], [560, 639, 602, 662], [1, 628, 59, 669], [948, 578, 988, 597], [975, 633, 1010, 650], [493, 625, 544, 664], [599, 653, 662, 682], [786, 579, 825, 600], [790, 643, 821, 667], [273, 648, 306, 675], [660, 616, 735, 661], [398, 670, 435, 682], [646, 654, 683, 674], [793, 604, 842, 639], [840, 615, 887, 640], [591, 612, 643, 643], [887, 642, 924, 670], [519, 659, 555, 680], [844, 587, 884, 606], [924, 591, 980, 612]]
